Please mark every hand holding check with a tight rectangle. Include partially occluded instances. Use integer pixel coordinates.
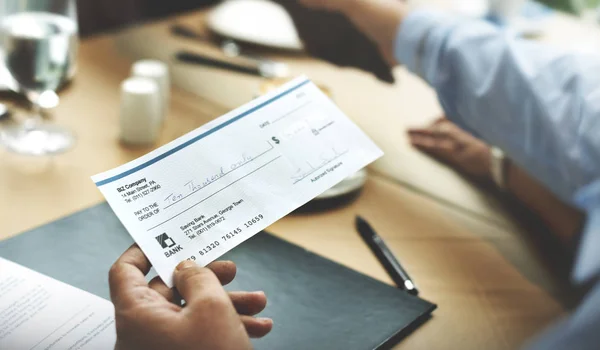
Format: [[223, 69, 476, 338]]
[[110, 245, 272, 350]]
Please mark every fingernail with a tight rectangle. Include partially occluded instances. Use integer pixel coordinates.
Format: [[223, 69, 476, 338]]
[[252, 291, 266, 296], [257, 317, 273, 324], [176, 260, 196, 271]]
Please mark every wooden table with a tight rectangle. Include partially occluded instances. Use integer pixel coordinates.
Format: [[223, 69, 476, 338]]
[[0, 5, 579, 350]]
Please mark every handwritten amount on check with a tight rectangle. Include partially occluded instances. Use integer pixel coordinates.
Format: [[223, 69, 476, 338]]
[[163, 141, 275, 208], [162, 141, 349, 209]]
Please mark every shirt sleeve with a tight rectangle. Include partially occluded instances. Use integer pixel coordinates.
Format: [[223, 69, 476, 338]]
[[394, 10, 600, 209], [524, 276, 600, 350], [394, 12, 600, 348]]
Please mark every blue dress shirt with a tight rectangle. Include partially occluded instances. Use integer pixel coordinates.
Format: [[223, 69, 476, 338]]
[[395, 10, 600, 349]]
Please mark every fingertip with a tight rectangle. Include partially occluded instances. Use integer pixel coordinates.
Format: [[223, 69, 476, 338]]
[[257, 317, 273, 328], [109, 246, 156, 309], [230, 291, 268, 315], [407, 129, 421, 138], [250, 291, 268, 311], [407, 133, 421, 144], [433, 116, 448, 124], [407, 128, 435, 139], [207, 260, 237, 285], [176, 259, 197, 271], [407, 128, 426, 134], [242, 316, 273, 338], [255, 317, 274, 335], [411, 136, 435, 149], [208, 260, 236, 271], [173, 263, 223, 306], [117, 244, 152, 274]]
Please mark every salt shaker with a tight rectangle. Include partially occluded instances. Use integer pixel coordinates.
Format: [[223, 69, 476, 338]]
[[120, 77, 162, 145], [131, 60, 170, 122]]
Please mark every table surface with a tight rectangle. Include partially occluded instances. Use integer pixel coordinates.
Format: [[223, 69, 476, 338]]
[[1, 4, 593, 349]]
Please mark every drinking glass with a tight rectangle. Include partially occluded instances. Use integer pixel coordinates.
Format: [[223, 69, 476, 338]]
[[0, 0, 78, 155]]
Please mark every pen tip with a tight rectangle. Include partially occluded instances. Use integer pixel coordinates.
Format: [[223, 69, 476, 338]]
[[355, 215, 365, 226]]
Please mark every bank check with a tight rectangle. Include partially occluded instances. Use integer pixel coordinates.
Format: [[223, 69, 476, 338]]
[[93, 77, 383, 287]]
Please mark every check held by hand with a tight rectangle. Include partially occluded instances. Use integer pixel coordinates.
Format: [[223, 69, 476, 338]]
[[109, 245, 272, 350]]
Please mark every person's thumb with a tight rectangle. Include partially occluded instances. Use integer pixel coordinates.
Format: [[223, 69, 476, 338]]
[[173, 260, 226, 306]]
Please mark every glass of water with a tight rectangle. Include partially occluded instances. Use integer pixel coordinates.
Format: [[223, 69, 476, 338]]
[[0, 0, 78, 155]]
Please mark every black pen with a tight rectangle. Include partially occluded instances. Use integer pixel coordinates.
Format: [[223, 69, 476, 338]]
[[355, 216, 419, 296]]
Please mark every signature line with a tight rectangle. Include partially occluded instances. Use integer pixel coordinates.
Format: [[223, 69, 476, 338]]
[[292, 151, 348, 184], [163, 142, 274, 210], [147, 156, 282, 231]]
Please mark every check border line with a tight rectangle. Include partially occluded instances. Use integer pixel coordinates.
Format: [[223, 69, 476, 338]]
[[95, 79, 310, 187], [147, 156, 282, 231], [163, 141, 274, 210]]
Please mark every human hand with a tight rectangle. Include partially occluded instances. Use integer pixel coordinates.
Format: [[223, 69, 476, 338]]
[[110, 245, 273, 350], [408, 117, 493, 181], [275, 0, 408, 82], [299, 0, 408, 55]]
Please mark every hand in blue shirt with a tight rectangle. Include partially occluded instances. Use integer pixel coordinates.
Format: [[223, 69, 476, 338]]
[[395, 10, 600, 286], [299, 1, 600, 348], [394, 9, 600, 349]]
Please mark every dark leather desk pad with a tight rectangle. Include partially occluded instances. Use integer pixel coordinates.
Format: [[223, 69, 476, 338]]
[[0, 203, 436, 349]]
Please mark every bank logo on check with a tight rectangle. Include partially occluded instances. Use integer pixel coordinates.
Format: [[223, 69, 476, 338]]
[[156, 233, 176, 249]]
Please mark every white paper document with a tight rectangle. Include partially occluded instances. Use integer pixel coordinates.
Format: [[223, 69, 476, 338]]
[[0, 258, 116, 349], [92, 77, 383, 287]]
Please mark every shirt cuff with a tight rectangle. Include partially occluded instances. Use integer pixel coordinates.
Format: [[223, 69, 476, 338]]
[[573, 180, 600, 283], [394, 9, 458, 81]]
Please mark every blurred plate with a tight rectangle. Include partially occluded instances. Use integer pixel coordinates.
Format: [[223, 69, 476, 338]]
[[315, 168, 367, 200], [0, 79, 11, 92], [295, 169, 367, 213], [207, 0, 303, 52]]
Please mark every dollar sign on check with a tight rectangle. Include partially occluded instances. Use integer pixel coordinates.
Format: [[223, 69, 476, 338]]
[[271, 136, 280, 144]]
